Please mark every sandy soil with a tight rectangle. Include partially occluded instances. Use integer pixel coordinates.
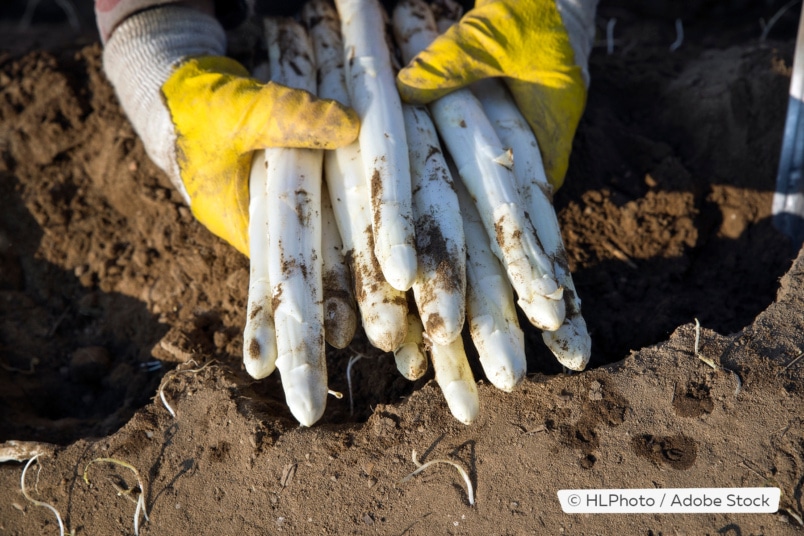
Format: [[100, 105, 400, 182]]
[[1, 3, 803, 535]]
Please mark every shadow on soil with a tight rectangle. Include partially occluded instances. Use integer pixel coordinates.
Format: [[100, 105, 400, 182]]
[[0, 178, 168, 444]]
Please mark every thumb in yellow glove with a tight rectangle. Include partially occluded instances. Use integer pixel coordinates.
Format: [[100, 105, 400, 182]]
[[163, 57, 359, 255], [397, 0, 596, 190], [102, 6, 359, 256]]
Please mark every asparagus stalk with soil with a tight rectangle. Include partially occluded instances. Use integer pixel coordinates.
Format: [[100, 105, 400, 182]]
[[335, 0, 418, 292], [453, 163, 527, 391], [320, 180, 358, 349], [303, 0, 409, 353], [403, 103, 466, 346], [429, 334, 480, 425], [472, 78, 591, 370], [392, 0, 565, 332], [393, 312, 428, 380], [243, 151, 278, 380], [262, 18, 327, 426]]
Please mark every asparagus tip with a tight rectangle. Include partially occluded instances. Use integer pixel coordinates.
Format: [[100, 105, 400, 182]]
[[393, 341, 429, 380], [542, 316, 592, 371], [381, 243, 418, 291], [279, 362, 328, 426], [518, 294, 566, 332], [441, 379, 479, 425]]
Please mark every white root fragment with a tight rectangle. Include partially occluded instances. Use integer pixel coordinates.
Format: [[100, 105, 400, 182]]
[[669, 18, 684, 52], [83, 458, 148, 536], [606, 18, 617, 55], [692, 318, 742, 395], [346, 353, 362, 415], [393, 312, 428, 380], [336, 0, 417, 291], [159, 380, 177, 419], [243, 151, 278, 379], [392, 0, 565, 331], [321, 180, 358, 349], [263, 18, 327, 426], [760, 0, 799, 42], [430, 334, 480, 425], [158, 359, 216, 419], [20, 456, 67, 536], [400, 449, 475, 506], [403, 103, 466, 345], [471, 78, 591, 371], [454, 164, 526, 391], [304, 0, 408, 352]]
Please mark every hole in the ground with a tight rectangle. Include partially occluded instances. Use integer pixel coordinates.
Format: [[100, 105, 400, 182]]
[[0, 179, 169, 445]]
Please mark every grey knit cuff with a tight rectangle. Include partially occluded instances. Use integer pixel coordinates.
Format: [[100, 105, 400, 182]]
[[103, 6, 227, 202]]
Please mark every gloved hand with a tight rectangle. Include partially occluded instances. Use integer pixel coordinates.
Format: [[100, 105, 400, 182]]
[[102, 6, 359, 255], [389, 0, 596, 424], [396, 0, 597, 190]]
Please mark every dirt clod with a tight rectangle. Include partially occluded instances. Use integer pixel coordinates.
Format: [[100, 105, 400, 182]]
[[631, 434, 698, 471]]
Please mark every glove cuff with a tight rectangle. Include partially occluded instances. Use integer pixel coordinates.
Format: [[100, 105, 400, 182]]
[[556, 0, 598, 86], [103, 6, 226, 204]]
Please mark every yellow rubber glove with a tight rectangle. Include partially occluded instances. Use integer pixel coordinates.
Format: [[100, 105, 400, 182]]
[[162, 56, 360, 256], [396, 0, 586, 190]]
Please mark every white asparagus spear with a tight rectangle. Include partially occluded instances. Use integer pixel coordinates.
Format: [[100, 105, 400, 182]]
[[430, 334, 480, 425], [453, 161, 526, 391], [392, 0, 565, 332], [320, 180, 358, 349], [472, 78, 591, 371], [243, 151, 278, 379], [335, 0, 417, 292], [303, 0, 409, 352], [403, 104, 466, 345], [263, 18, 327, 426], [393, 312, 429, 380]]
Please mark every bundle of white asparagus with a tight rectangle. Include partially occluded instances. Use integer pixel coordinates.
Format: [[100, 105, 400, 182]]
[[242, 0, 591, 426]]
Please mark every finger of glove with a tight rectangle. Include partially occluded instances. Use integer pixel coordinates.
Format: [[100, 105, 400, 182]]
[[182, 83, 360, 256], [186, 153, 252, 257], [395, 0, 586, 190], [396, 6, 510, 104], [163, 57, 359, 257], [164, 57, 359, 152], [235, 82, 360, 152], [397, 0, 575, 103], [505, 77, 586, 191]]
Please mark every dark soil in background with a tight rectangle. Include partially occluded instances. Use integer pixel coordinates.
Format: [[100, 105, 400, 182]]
[[0, 2, 803, 535]]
